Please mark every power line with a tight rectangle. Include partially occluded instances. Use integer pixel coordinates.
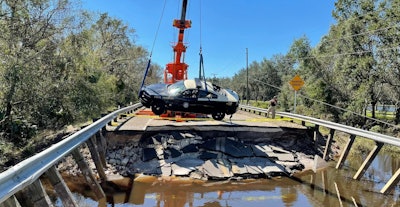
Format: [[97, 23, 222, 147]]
[[149, 0, 167, 58], [268, 13, 400, 63], [252, 78, 399, 129], [321, 24, 400, 45], [197, 7, 400, 78]]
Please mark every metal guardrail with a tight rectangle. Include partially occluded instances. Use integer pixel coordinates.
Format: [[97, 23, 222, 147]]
[[1, 103, 398, 204], [0, 103, 142, 204], [240, 105, 400, 147]]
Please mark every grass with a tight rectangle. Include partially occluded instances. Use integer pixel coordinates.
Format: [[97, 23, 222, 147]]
[[366, 111, 395, 121], [248, 100, 270, 109]]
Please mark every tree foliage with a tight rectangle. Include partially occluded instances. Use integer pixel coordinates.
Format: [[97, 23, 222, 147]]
[[219, 0, 400, 129], [1, 0, 399, 145], [0, 0, 161, 143]]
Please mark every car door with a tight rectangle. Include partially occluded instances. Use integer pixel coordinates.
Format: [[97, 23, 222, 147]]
[[197, 90, 220, 113], [174, 89, 199, 111]]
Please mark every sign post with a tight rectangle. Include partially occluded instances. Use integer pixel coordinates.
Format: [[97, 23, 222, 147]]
[[289, 75, 304, 113]]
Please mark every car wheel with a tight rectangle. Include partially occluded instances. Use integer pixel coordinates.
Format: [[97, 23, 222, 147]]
[[151, 101, 166, 115], [212, 112, 225, 120]]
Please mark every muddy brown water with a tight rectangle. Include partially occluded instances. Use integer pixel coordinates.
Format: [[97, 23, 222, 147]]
[[55, 148, 400, 206], [47, 124, 400, 207]]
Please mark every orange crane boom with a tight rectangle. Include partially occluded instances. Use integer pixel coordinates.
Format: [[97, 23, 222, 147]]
[[164, 0, 191, 84]]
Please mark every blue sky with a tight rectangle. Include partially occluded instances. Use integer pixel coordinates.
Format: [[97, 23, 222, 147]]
[[82, 0, 336, 79]]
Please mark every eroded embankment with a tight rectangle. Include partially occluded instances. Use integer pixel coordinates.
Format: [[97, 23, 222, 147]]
[[82, 125, 329, 181]]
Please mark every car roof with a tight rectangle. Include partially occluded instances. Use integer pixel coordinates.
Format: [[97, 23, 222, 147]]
[[183, 79, 197, 89], [183, 79, 215, 91]]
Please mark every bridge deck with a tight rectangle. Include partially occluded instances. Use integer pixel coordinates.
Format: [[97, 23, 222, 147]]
[[103, 109, 319, 181], [108, 109, 306, 132]]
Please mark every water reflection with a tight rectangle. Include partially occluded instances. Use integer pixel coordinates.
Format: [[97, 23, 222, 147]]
[[103, 177, 302, 207], [61, 153, 400, 207]]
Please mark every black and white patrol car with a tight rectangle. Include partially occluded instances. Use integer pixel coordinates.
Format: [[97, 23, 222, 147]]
[[139, 78, 240, 120]]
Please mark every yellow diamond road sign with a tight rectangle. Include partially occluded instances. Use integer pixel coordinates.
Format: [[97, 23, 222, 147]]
[[289, 75, 304, 91]]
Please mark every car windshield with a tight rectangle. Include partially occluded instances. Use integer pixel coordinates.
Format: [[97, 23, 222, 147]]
[[167, 81, 186, 96]]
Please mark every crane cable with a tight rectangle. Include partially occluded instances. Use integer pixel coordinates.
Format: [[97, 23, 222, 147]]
[[139, 0, 167, 94], [198, 0, 208, 93], [198, 0, 205, 80]]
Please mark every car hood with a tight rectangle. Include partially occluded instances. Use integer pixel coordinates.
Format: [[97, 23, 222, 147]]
[[224, 89, 240, 102], [142, 83, 169, 95]]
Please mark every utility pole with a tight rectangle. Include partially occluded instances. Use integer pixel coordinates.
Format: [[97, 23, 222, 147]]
[[246, 48, 249, 105], [211, 73, 218, 84]]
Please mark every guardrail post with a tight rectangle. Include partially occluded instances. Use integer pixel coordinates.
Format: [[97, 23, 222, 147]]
[[353, 141, 384, 180], [313, 131, 318, 151], [26, 179, 54, 207], [380, 168, 400, 194], [323, 129, 335, 161], [336, 134, 356, 169], [0, 195, 22, 207], [313, 125, 319, 149], [45, 166, 78, 207], [314, 125, 319, 133], [108, 111, 115, 126], [86, 136, 107, 181], [71, 148, 105, 199]]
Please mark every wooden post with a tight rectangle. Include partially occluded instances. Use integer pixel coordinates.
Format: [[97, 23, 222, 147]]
[[323, 129, 335, 161], [92, 119, 107, 167], [313, 125, 319, 151], [26, 179, 54, 207], [380, 168, 400, 194], [0, 195, 21, 207], [313, 131, 318, 149], [45, 166, 78, 207], [310, 174, 315, 191], [353, 141, 384, 180], [336, 134, 356, 169], [334, 182, 343, 207], [86, 136, 107, 181], [312, 155, 319, 173], [96, 131, 108, 166], [71, 148, 105, 200], [321, 170, 327, 195], [351, 197, 359, 207]]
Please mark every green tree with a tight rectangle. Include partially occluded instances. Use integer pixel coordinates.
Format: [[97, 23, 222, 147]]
[[0, 1, 157, 143], [0, 0, 74, 140], [375, 0, 400, 124], [330, 0, 382, 125]]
